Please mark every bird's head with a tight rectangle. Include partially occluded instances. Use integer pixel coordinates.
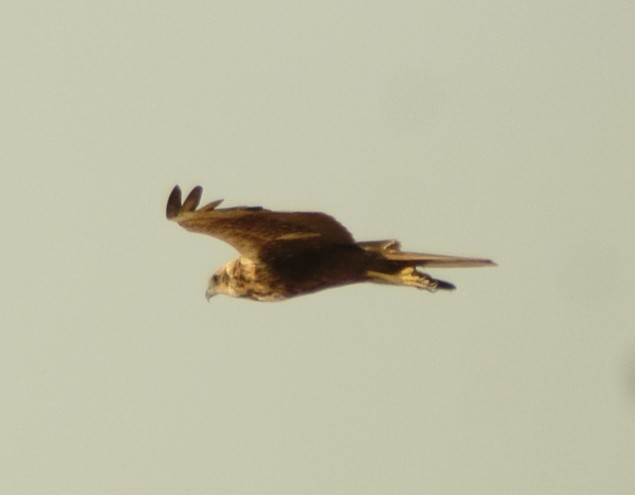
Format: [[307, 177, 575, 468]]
[[206, 258, 265, 300], [206, 260, 242, 300], [206, 268, 225, 300]]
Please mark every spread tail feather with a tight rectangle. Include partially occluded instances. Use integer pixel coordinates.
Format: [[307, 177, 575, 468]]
[[382, 252, 495, 268], [357, 239, 495, 268]]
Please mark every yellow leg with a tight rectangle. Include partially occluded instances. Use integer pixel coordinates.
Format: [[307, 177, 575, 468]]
[[366, 267, 441, 292]]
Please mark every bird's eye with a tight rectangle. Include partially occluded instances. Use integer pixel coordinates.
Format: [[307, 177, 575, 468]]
[[211, 274, 219, 283]]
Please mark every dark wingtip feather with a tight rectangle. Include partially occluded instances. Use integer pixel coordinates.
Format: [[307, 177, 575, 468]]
[[199, 199, 224, 211], [166, 185, 182, 219], [182, 186, 203, 212]]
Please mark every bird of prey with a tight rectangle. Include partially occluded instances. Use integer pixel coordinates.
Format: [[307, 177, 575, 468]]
[[166, 185, 495, 301]]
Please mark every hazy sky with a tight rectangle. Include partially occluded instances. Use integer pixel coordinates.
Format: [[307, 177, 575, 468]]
[[3, 2, 634, 494]]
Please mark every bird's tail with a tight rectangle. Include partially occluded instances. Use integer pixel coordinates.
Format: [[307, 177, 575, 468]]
[[357, 240, 496, 268], [360, 239, 494, 292]]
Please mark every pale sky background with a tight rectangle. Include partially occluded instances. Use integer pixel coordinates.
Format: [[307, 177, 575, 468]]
[[2, 2, 634, 494]]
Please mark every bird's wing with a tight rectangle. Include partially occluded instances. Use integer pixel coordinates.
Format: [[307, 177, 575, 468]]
[[166, 185, 355, 260]]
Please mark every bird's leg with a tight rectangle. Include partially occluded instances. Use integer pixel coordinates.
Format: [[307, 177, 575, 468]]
[[396, 267, 442, 291], [366, 267, 441, 292]]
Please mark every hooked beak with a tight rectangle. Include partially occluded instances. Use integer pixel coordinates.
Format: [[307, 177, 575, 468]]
[[205, 288, 216, 301]]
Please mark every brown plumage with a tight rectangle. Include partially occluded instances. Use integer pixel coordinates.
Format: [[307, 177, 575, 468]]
[[166, 185, 495, 301]]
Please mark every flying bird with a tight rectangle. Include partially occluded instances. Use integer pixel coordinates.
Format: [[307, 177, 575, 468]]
[[166, 185, 495, 301]]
